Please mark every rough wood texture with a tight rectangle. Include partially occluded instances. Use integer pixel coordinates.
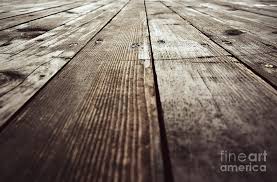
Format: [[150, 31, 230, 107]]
[[0, 0, 277, 181], [162, 0, 277, 88], [146, 1, 277, 181], [154, 57, 277, 182], [0, 1, 163, 182], [0, 0, 128, 126]]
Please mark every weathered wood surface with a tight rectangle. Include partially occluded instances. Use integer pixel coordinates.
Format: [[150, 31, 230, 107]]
[[146, 2, 277, 181], [0, 0, 128, 126], [162, 0, 277, 88], [0, 0, 164, 182], [0, 0, 277, 181]]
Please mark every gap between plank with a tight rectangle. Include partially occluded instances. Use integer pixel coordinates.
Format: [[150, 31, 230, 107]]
[[144, 0, 175, 182], [0, 1, 93, 31], [160, 1, 277, 91], [0, 1, 78, 21], [0, 0, 131, 133]]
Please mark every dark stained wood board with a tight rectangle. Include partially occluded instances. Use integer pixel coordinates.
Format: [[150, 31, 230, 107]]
[[0, 0, 276, 181], [0, 1, 164, 182]]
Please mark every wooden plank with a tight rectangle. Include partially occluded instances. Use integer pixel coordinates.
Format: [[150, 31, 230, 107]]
[[146, 2, 229, 60], [196, 2, 277, 29], [153, 57, 277, 182], [0, 1, 164, 182], [0, 0, 129, 126], [0, 0, 113, 51], [0, 0, 79, 20], [0, 1, 91, 31], [146, 1, 277, 181], [210, 0, 277, 18], [239, 52, 277, 85], [162, 0, 277, 87], [184, 3, 277, 46], [173, 0, 277, 28]]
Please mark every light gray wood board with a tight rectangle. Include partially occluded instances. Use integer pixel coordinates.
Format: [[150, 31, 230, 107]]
[[0, 0, 129, 127], [0, 0, 127, 55], [0, 0, 113, 50], [154, 56, 277, 182], [162, 0, 277, 87], [0, 1, 91, 31], [187, 3, 277, 46], [0, 0, 80, 20], [209, 0, 277, 18], [146, 2, 229, 60], [200, 2, 277, 28], [174, 0, 277, 28]]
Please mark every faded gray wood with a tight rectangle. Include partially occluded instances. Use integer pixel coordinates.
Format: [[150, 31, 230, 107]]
[[147, 2, 229, 60], [185, 3, 277, 46], [209, 0, 277, 18], [0, 0, 113, 50], [0, 0, 129, 127], [154, 57, 277, 182], [0, 1, 163, 182], [146, 1, 277, 181], [0, 0, 79, 20], [162, 0, 277, 87], [0, 0, 277, 181], [0, 1, 91, 31]]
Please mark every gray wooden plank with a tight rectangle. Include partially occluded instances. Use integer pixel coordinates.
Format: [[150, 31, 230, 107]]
[[0, 0, 113, 51], [0, 0, 129, 127], [0, 1, 91, 31], [0, 1, 164, 182], [184, 3, 277, 46], [153, 57, 277, 182], [162, 0, 277, 88], [146, 1, 277, 181], [0, 0, 79, 20], [146, 2, 229, 60], [210, 0, 277, 18], [196, 2, 277, 28], [239, 52, 277, 85]]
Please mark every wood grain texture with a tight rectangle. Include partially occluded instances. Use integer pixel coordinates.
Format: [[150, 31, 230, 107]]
[[0, 0, 129, 127], [0, 0, 277, 181], [0, 1, 164, 182], [162, 0, 277, 87], [0, 1, 90, 31], [153, 56, 277, 182], [187, 3, 277, 46], [210, 0, 277, 18], [0, 0, 113, 51], [147, 2, 229, 60], [146, 1, 277, 181], [0, 0, 79, 20], [0, 60, 163, 182]]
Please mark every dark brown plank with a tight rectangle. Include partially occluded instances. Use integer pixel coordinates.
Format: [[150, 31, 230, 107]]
[[0, 1, 164, 182]]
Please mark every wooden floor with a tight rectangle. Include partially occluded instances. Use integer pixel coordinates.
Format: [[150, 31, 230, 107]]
[[0, 0, 277, 181]]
